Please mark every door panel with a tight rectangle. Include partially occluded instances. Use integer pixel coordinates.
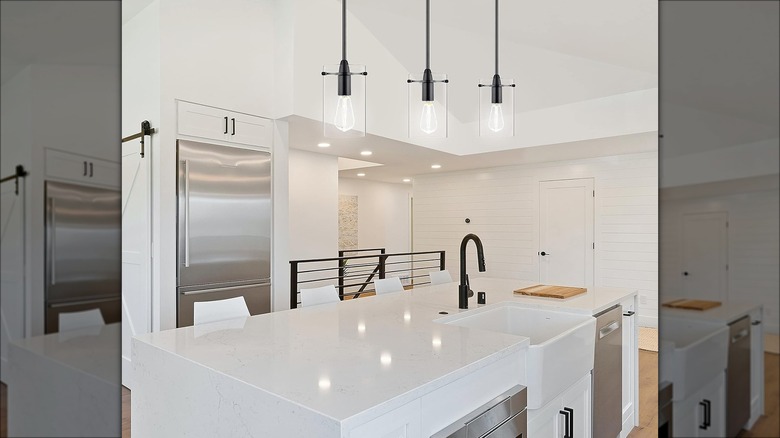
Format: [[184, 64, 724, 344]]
[[121, 141, 152, 384], [681, 212, 728, 301], [178, 141, 271, 287], [178, 282, 271, 327], [539, 179, 594, 288], [45, 181, 121, 303], [1, 184, 26, 381]]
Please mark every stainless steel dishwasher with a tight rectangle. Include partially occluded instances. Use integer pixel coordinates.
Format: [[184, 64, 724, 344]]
[[432, 385, 527, 438], [727, 315, 751, 437], [592, 305, 623, 438]]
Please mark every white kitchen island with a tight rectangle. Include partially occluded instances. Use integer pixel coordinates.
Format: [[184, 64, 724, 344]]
[[131, 278, 637, 437]]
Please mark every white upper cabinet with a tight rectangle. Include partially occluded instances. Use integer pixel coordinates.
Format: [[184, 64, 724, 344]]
[[45, 148, 119, 189], [177, 101, 271, 148]]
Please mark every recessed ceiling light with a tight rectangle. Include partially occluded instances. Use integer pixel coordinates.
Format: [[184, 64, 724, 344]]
[[402, 178, 411, 183], [357, 173, 366, 177], [360, 150, 373, 156], [317, 142, 331, 148], [431, 164, 442, 169]]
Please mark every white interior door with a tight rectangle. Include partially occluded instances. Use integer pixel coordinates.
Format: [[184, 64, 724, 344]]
[[0, 182, 26, 383], [681, 212, 728, 301], [121, 143, 152, 388], [539, 178, 594, 289]]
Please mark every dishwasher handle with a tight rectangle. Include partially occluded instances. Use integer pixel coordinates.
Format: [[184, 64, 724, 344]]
[[599, 321, 620, 339], [731, 329, 749, 343]]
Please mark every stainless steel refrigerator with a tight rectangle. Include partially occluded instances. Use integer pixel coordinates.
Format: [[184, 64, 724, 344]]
[[45, 181, 121, 333], [176, 140, 271, 327]]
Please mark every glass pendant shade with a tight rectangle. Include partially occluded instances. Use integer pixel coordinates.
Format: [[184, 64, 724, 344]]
[[407, 72, 448, 138], [478, 78, 514, 137], [323, 64, 366, 138]]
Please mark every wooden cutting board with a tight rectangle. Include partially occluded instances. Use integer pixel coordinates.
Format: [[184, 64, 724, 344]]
[[662, 299, 722, 311], [514, 284, 587, 299]]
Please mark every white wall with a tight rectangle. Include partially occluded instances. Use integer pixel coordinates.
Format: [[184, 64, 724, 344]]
[[413, 150, 659, 327], [288, 150, 339, 261], [123, 0, 280, 331], [0, 67, 32, 383], [660, 176, 780, 334], [338, 178, 412, 254]]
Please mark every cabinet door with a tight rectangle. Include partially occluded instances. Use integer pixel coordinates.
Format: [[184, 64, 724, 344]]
[[698, 374, 726, 438], [177, 101, 229, 142], [528, 394, 560, 438], [45, 149, 119, 188], [749, 308, 763, 426], [621, 299, 637, 433], [672, 396, 701, 438], [88, 157, 120, 188], [348, 399, 420, 438], [561, 374, 592, 438], [227, 112, 272, 148]]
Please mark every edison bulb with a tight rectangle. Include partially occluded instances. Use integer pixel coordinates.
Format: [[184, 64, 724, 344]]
[[334, 95, 355, 132], [488, 103, 504, 132], [420, 101, 438, 134]]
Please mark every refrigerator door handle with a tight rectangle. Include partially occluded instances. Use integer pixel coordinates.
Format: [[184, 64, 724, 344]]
[[48, 197, 57, 285], [181, 282, 270, 296], [184, 159, 191, 268]]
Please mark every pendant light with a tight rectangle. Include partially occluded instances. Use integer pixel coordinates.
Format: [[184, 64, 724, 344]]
[[407, 0, 448, 138], [478, 0, 514, 137], [322, 0, 367, 138]]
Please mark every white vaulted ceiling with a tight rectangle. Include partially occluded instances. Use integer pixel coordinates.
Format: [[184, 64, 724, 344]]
[[284, 0, 658, 158]]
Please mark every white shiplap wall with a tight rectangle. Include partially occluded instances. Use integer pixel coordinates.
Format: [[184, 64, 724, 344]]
[[413, 151, 658, 327], [660, 179, 780, 334]]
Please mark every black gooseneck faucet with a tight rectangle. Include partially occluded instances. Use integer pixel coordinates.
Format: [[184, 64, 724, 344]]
[[459, 234, 486, 309]]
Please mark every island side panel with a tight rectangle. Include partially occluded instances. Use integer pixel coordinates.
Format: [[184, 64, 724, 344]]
[[131, 339, 341, 437]]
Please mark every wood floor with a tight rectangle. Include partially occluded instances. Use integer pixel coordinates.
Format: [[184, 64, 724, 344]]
[[2, 352, 778, 437]]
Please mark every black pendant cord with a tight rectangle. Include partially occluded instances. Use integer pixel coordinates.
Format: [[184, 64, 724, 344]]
[[425, 0, 430, 70], [494, 0, 499, 76], [342, 0, 347, 61]]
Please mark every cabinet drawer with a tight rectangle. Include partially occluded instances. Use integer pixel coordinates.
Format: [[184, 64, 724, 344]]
[[45, 149, 119, 188]]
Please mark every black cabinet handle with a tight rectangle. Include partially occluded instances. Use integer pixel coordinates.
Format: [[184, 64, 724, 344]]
[[231, 118, 236, 135], [539, 251, 550, 256], [83, 161, 88, 176], [560, 407, 573, 438], [89, 162, 93, 177], [752, 320, 761, 325], [224, 116, 229, 134], [559, 410, 571, 438], [703, 399, 711, 428], [698, 401, 707, 429], [623, 310, 635, 317], [683, 271, 689, 276]]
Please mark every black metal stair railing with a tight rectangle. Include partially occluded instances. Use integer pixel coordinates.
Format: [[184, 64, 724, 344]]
[[290, 249, 445, 309]]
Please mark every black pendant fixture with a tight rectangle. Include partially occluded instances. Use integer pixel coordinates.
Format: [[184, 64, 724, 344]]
[[407, 0, 449, 138], [322, 0, 367, 138], [478, 0, 515, 137]]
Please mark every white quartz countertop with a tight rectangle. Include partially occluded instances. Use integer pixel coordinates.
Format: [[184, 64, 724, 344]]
[[660, 297, 762, 324], [133, 278, 635, 426], [10, 323, 120, 385], [416, 277, 637, 315]]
